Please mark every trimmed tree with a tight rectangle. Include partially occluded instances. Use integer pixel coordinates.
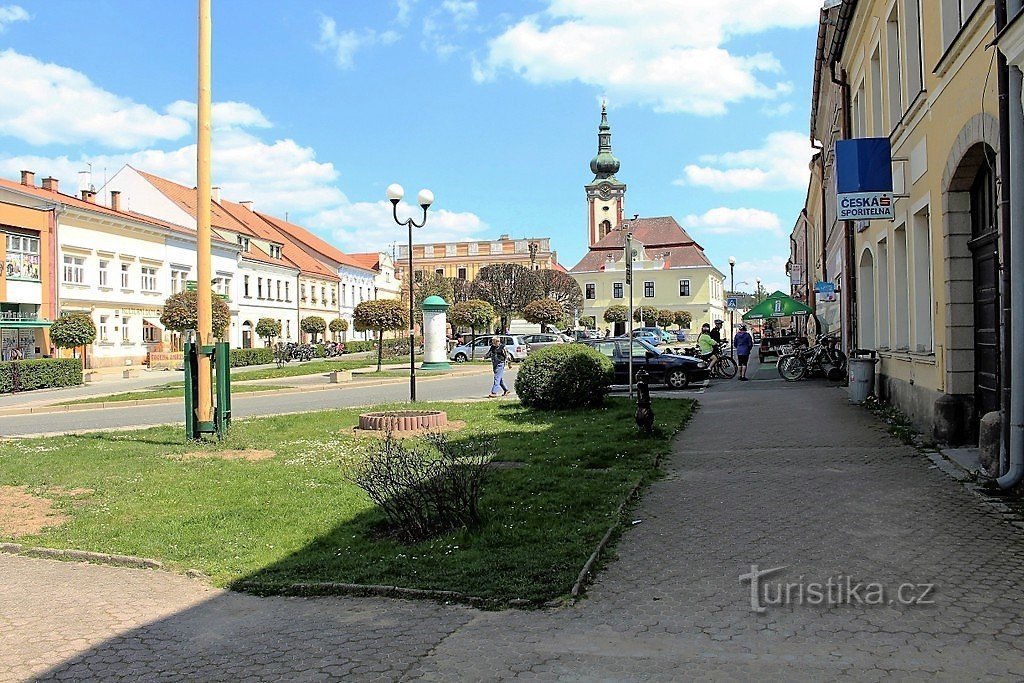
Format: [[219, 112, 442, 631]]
[[579, 315, 596, 329], [471, 263, 541, 332], [354, 299, 408, 372], [674, 310, 693, 330], [50, 311, 96, 360], [449, 299, 494, 359], [657, 309, 675, 328], [300, 316, 327, 343], [536, 268, 583, 318], [523, 298, 565, 332], [255, 317, 281, 346], [329, 317, 349, 341], [449, 277, 472, 304], [160, 290, 231, 339], [633, 305, 659, 326], [603, 304, 629, 326], [404, 273, 454, 323]]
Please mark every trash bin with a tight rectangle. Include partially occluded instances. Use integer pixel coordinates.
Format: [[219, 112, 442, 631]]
[[848, 351, 878, 404]]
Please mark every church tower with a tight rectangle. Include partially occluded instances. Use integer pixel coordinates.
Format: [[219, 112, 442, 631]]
[[585, 103, 627, 247]]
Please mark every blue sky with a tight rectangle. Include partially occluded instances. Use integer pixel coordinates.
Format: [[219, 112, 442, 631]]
[[0, 1, 823, 292]]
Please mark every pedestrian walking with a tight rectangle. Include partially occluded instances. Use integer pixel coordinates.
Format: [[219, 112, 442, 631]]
[[484, 335, 511, 397], [733, 324, 754, 381]]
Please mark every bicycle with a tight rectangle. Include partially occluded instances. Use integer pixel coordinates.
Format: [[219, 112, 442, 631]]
[[777, 333, 846, 381], [683, 345, 737, 379]]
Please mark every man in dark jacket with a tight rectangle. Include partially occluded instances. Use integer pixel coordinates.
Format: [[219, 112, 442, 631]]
[[709, 320, 724, 344], [733, 325, 754, 381]]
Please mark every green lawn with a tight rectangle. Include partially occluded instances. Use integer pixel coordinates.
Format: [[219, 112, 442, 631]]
[[0, 398, 693, 604], [230, 358, 379, 382], [59, 383, 293, 405]]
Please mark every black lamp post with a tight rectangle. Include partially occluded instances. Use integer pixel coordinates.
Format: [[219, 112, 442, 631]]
[[728, 256, 736, 358], [387, 183, 433, 402]]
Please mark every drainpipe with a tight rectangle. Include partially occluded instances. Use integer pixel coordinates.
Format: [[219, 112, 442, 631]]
[[832, 63, 856, 353], [998, 0, 1024, 488]]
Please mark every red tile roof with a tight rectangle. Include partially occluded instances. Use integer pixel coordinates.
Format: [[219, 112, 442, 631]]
[[570, 216, 714, 273], [348, 252, 382, 271], [220, 200, 338, 280], [257, 212, 370, 272]]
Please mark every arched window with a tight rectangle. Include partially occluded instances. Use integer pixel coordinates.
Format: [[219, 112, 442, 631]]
[[600, 220, 611, 238]]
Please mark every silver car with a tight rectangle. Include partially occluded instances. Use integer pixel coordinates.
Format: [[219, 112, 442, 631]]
[[521, 333, 565, 351], [449, 335, 529, 363]]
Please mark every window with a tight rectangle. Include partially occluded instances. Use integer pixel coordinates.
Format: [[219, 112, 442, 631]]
[[120, 262, 130, 289], [594, 341, 616, 358], [886, 10, 902, 128], [322, 286, 327, 305], [894, 226, 910, 350], [258, 277, 264, 299], [4, 234, 41, 280], [340, 284, 346, 304], [613, 282, 623, 299], [276, 280, 282, 301], [585, 283, 596, 300], [171, 269, 187, 294], [435, 268, 444, 277], [311, 285, 318, 304], [63, 255, 85, 284], [285, 320, 291, 339], [285, 282, 290, 301], [457, 267, 467, 280], [414, 270, 424, 283], [679, 280, 691, 297], [141, 266, 157, 291], [143, 322, 158, 343], [876, 237, 890, 349], [644, 281, 655, 298], [942, 0, 983, 48], [121, 317, 130, 343], [99, 260, 109, 287], [903, 0, 923, 98], [270, 244, 282, 259], [244, 275, 250, 298], [331, 287, 336, 306], [912, 208, 933, 352], [99, 316, 109, 342], [870, 48, 884, 135], [301, 283, 307, 301], [238, 235, 250, 252], [852, 81, 867, 138]]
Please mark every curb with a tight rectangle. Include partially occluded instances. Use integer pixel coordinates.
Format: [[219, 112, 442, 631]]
[[0, 543, 162, 570]]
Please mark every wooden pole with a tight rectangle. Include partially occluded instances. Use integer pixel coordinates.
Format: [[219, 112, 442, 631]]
[[196, 0, 213, 423]]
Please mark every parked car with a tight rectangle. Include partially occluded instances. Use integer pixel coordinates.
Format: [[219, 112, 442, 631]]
[[674, 330, 688, 342], [449, 334, 529, 363], [632, 327, 676, 345], [521, 333, 564, 351], [579, 337, 709, 389]]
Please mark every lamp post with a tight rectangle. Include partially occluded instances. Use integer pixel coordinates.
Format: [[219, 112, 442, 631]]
[[528, 241, 539, 270], [624, 221, 635, 400], [728, 256, 736, 358], [755, 277, 762, 336], [387, 183, 433, 402]]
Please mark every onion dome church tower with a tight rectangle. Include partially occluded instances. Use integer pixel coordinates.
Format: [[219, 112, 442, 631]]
[[585, 102, 627, 247]]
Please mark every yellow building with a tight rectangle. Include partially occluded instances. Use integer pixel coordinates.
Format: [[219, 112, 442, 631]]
[[799, 0, 1000, 446], [396, 235, 558, 283]]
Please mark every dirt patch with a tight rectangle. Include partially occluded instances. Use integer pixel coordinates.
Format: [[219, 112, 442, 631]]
[[350, 420, 467, 439], [173, 449, 276, 462], [0, 486, 68, 538]]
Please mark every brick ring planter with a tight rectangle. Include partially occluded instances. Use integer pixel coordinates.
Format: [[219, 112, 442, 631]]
[[358, 410, 448, 432]]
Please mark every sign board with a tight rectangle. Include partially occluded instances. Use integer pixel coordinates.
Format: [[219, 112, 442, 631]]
[[185, 280, 198, 292], [836, 137, 895, 221], [790, 263, 804, 285], [815, 281, 837, 303], [726, 297, 738, 310]]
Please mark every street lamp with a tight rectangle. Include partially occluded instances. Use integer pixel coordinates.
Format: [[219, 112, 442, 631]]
[[528, 241, 539, 270], [728, 256, 736, 358], [387, 183, 433, 402]]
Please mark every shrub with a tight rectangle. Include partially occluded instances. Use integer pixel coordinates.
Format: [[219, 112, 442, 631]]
[[342, 340, 377, 353], [229, 347, 274, 367], [514, 344, 613, 410], [603, 304, 628, 324], [349, 431, 495, 543], [50, 312, 96, 358], [657, 309, 675, 328], [674, 311, 692, 329], [633, 305, 659, 325], [0, 358, 83, 393], [579, 315, 596, 329], [255, 318, 281, 345]]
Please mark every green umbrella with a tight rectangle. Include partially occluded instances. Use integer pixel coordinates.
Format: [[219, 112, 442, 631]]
[[742, 291, 814, 320]]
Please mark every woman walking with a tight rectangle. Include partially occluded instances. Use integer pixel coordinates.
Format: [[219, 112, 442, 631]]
[[484, 335, 511, 397], [733, 324, 754, 381]]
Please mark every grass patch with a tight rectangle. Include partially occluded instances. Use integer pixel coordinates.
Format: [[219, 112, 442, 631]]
[[59, 383, 293, 405], [230, 359, 378, 382], [0, 398, 693, 604]]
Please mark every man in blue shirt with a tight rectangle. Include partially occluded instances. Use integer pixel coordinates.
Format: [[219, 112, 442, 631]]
[[733, 325, 754, 381]]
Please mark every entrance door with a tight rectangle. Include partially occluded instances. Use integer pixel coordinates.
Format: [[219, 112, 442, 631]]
[[969, 159, 1000, 422]]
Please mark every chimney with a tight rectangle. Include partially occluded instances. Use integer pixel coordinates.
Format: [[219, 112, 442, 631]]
[[240, 200, 254, 212], [211, 186, 221, 202], [41, 177, 59, 193], [81, 190, 96, 203], [110, 190, 121, 212], [19, 170, 35, 187]]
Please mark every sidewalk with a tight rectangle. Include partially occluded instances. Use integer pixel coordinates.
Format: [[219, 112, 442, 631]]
[[3, 375, 1024, 679]]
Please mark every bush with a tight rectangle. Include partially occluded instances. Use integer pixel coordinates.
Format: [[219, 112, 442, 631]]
[[514, 344, 613, 410], [342, 340, 377, 353], [229, 347, 274, 367], [0, 358, 83, 393], [349, 431, 495, 543]]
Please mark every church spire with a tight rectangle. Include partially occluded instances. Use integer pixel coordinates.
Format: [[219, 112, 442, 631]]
[[590, 101, 621, 179]]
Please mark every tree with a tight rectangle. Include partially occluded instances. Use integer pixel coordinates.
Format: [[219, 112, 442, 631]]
[[449, 277, 472, 304], [160, 290, 231, 338], [603, 305, 628, 324], [674, 310, 692, 330], [634, 305, 659, 326], [329, 318, 349, 341], [523, 298, 565, 332], [536, 269, 583, 318], [403, 272, 454, 323], [354, 300, 408, 372], [580, 315, 596, 329], [255, 318, 281, 346], [300, 316, 327, 343], [657, 309, 675, 328], [50, 312, 96, 360], [471, 263, 541, 332], [449, 299, 494, 359]]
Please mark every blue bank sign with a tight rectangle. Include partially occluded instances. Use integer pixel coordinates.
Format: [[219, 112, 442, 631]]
[[836, 138, 895, 221]]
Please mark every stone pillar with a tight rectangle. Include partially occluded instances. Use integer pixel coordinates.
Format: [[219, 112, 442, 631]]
[[420, 295, 451, 370]]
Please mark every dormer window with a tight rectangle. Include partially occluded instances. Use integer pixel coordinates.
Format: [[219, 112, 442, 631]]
[[270, 244, 282, 259], [237, 235, 250, 252]]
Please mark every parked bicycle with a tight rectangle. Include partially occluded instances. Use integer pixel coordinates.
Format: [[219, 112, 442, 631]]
[[682, 344, 737, 380], [777, 332, 847, 382]]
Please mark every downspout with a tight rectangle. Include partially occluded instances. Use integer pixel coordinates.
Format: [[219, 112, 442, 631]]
[[832, 63, 856, 353], [997, 0, 1024, 488]]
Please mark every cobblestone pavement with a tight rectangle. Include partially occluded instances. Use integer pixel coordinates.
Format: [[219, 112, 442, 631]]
[[4, 373, 1024, 680]]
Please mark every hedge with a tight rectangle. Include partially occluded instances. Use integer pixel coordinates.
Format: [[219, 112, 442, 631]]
[[0, 358, 83, 393], [229, 348, 274, 367], [514, 344, 613, 410], [342, 340, 378, 353]]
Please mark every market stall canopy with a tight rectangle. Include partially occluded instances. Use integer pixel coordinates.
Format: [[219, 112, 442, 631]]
[[742, 291, 814, 320]]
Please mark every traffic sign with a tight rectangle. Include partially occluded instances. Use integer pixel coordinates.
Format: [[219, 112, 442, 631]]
[[185, 280, 198, 292], [727, 297, 738, 310]]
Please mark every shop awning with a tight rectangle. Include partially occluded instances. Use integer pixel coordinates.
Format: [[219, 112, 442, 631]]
[[143, 317, 164, 328], [0, 319, 53, 328]]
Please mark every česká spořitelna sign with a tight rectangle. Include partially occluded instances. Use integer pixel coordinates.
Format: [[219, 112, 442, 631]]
[[835, 137, 895, 222]]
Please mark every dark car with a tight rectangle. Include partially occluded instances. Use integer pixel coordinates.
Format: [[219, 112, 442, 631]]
[[579, 337, 709, 389]]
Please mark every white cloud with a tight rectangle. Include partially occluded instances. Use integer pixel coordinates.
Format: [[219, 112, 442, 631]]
[[676, 131, 813, 192], [423, 0, 478, 58], [0, 5, 28, 32], [475, 0, 819, 114], [732, 255, 789, 295], [0, 50, 190, 148], [396, 0, 417, 25], [165, 100, 272, 130], [685, 207, 782, 235], [309, 200, 488, 253], [316, 15, 399, 69]]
